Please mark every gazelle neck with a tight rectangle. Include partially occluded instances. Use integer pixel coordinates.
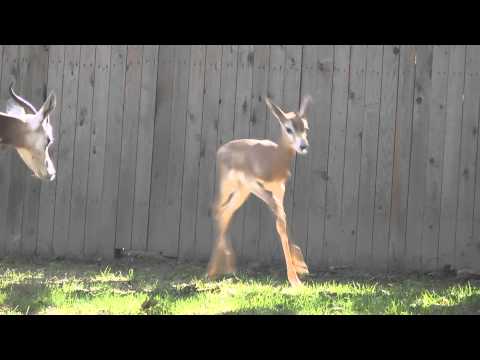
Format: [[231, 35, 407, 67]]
[[271, 132, 295, 179], [277, 132, 295, 157]]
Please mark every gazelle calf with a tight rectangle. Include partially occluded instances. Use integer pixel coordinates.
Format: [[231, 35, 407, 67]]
[[0, 82, 56, 181], [207, 95, 313, 287]]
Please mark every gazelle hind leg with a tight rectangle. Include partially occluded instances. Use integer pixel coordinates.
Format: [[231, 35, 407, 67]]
[[207, 177, 250, 278], [290, 244, 309, 275]]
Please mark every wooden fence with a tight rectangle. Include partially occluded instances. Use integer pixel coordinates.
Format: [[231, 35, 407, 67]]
[[1, 45, 480, 272]]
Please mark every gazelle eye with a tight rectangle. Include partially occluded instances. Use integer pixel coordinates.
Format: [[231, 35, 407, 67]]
[[286, 128, 293, 135]]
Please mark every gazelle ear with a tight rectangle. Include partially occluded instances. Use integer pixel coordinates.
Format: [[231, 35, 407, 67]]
[[298, 94, 312, 117], [303, 118, 309, 130], [265, 97, 288, 124], [40, 91, 56, 119]]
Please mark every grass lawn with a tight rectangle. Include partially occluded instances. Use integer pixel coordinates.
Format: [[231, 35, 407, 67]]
[[0, 257, 479, 315]]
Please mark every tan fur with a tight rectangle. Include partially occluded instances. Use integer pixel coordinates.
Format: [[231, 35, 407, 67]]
[[0, 82, 56, 181], [207, 95, 313, 287]]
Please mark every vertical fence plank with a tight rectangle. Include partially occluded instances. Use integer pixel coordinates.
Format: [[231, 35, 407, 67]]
[[21, 45, 49, 256], [131, 45, 158, 251], [0, 45, 14, 256], [115, 45, 143, 251], [389, 46, 416, 271], [356, 46, 383, 268], [421, 46, 449, 270], [438, 46, 466, 269], [52, 45, 81, 257], [471, 46, 480, 271], [293, 45, 318, 263], [37, 45, 65, 257], [339, 45, 367, 267], [282, 45, 302, 259], [406, 45, 433, 270], [159, 45, 191, 257], [305, 45, 334, 267], [212, 45, 238, 258], [84, 45, 111, 258], [243, 45, 269, 261], [68, 45, 96, 257], [147, 45, 174, 253], [195, 45, 222, 260], [99, 45, 127, 259], [231, 45, 253, 259], [260, 45, 285, 263], [178, 45, 206, 260], [325, 45, 351, 267], [372, 45, 400, 270], [456, 45, 480, 270], [6, 46, 32, 255]]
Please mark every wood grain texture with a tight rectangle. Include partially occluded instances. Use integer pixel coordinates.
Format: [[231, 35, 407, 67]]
[[131, 45, 158, 251], [116, 45, 143, 251], [84, 45, 111, 258]]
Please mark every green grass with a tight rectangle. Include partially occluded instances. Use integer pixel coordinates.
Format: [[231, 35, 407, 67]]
[[0, 258, 479, 315]]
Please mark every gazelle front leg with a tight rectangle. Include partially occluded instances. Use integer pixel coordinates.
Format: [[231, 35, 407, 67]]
[[270, 183, 309, 276], [248, 181, 304, 287]]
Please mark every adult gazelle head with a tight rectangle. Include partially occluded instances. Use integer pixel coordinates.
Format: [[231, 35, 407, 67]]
[[0, 82, 56, 181]]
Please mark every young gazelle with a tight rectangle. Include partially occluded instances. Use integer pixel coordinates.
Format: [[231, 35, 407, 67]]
[[207, 95, 313, 287], [0, 82, 56, 181]]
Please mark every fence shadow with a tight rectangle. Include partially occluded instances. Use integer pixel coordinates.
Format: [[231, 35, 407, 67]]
[[2, 281, 54, 314]]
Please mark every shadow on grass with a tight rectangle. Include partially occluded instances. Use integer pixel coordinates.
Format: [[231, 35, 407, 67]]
[[221, 306, 296, 315], [2, 282, 54, 314], [2, 258, 480, 315], [432, 294, 480, 315]]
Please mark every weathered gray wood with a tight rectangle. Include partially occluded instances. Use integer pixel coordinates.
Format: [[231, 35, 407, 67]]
[[99, 45, 127, 259], [405, 45, 433, 270], [325, 45, 351, 267], [282, 45, 302, 258], [438, 46, 466, 269], [217, 46, 238, 148], [37, 45, 65, 257], [195, 45, 222, 261], [231, 45, 253, 259], [52, 45, 81, 257], [421, 46, 449, 270], [472, 45, 480, 271], [259, 45, 285, 263], [84, 45, 111, 258], [116, 45, 143, 251], [389, 45, 416, 271], [147, 45, 174, 253], [0, 45, 13, 256], [6, 46, 31, 255], [178, 45, 206, 260], [356, 46, 383, 269], [131, 45, 158, 251], [339, 45, 367, 267], [456, 45, 480, 270], [3, 44, 480, 270], [292, 45, 314, 263], [21, 45, 49, 256], [372, 45, 400, 271], [243, 45, 269, 260], [305, 45, 334, 267], [212, 45, 238, 257], [68, 45, 96, 257], [158, 45, 191, 257]]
